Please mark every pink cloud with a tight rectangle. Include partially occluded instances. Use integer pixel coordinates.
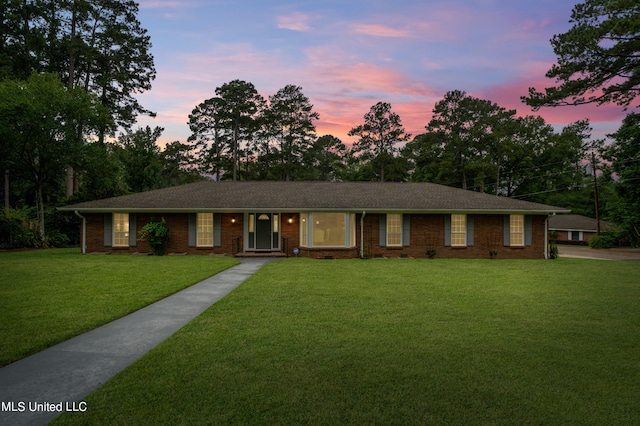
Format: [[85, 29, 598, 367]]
[[352, 24, 410, 38], [472, 70, 631, 141], [277, 12, 312, 32]]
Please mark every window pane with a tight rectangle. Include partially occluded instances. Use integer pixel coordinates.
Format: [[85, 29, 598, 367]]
[[113, 213, 129, 247], [248, 214, 255, 233], [387, 214, 402, 246], [197, 213, 213, 247], [451, 214, 466, 246], [300, 213, 308, 246], [510, 215, 524, 246], [312, 213, 345, 246], [350, 213, 356, 247]]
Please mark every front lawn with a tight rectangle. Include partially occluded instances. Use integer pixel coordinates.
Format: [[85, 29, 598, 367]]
[[0, 249, 239, 366], [55, 258, 640, 425]]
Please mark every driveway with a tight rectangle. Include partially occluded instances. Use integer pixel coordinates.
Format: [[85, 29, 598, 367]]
[[558, 245, 640, 261]]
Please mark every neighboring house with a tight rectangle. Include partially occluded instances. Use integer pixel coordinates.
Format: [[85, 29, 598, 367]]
[[548, 214, 613, 244], [59, 181, 570, 259]]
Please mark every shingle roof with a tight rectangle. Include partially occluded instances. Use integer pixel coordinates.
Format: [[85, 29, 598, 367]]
[[59, 181, 570, 214], [548, 214, 614, 231]]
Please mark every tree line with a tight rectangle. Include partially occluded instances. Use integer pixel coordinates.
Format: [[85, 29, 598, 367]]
[[0, 0, 638, 247], [185, 81, 594, 197]]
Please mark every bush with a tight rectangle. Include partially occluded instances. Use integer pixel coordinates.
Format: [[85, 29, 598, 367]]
[[0, 207, 39, 249], [138, 217, 170, 256], [46, 229, 71, 248], [588, 231, 620, 249]]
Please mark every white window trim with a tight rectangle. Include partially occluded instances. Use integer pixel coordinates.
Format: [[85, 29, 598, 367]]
[[113, 213, 129, 247], [197, 212, 214, 247], [300, 213, 308, 246], [510, 214, 525, 247], [386, 213, 402, 247], [451, 214, 467, 247]]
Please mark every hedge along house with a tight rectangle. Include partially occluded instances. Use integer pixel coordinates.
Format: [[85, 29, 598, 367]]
[[59, 181, 570, 259]]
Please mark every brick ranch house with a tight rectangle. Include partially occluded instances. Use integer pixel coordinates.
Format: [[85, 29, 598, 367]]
[[59, 181, 570, 259], [548, 214, 614, 244]]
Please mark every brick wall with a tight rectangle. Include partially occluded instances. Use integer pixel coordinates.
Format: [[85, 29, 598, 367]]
[[83, 212, 548, 259], [84, 212, 243, 255], [364, 213, 546, 259]]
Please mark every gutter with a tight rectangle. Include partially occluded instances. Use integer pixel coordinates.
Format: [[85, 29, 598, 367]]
[[74, 211, 87, 254], [360, 211, 366, 259]]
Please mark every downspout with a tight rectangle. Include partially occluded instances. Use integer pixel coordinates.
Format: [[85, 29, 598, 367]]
[[75, 211, 86, 254], [360, 211, 366, 259], [544, 214, 551, 259]]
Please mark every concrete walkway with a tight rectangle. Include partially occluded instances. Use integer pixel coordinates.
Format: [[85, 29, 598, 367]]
[[0, 257, 277, 426]]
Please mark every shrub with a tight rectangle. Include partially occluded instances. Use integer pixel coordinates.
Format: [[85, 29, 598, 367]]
[[588, 231, 620, 249], [46, 229, 71, 248], [0, 207, 39, 249], [138, 217, 170, 256]]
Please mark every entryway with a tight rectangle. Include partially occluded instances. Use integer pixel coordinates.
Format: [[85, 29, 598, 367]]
[[246, 213, 280, 252]]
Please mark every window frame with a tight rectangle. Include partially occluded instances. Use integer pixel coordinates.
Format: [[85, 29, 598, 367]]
[[510, 214, 524, 247], [386, 213, 402, 247], [450, 214, 467, 247], [113, 213, 129, 247], [197, 212, 214, 247], [300, 213, 308, 246], [300, 212, 355, 248]]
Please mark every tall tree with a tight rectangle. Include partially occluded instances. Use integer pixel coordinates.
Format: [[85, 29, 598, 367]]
[[159, 141, 203, 187], [349, 102, 410, 182], [524, 0, 640, 109], [511, 120, 592, 203], [0, 0, 155, 137], [0, 73, 109, 243], [0, 0, 155, 206], [402, 132, 446, 183], [214, 80, 265, 181], [603, 113, 640, 244], [115, 126, 163, 193], [426, 90, 515, 191], [302, 135, 347, 181], [188, 97, 228, 180], [265, 85, 319, 181]]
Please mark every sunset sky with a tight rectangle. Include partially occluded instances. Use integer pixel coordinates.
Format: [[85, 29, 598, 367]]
[[133, 0, 634, 147]]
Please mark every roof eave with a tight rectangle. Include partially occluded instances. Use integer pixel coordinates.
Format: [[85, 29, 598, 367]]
[[58, 207, 571, 215]]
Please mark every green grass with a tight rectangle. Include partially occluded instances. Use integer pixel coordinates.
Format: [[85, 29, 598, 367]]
[[54, 257, 640, 425], [0, 249, 239, 366]]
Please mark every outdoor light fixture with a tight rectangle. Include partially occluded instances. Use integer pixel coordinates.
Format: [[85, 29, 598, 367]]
[[231, 216, 236, 224], [288, 216, 293, 224]]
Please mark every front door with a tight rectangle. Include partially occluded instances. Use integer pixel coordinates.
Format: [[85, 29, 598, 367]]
[[255, 213, 272, 249], [248, 213, 280, 251]]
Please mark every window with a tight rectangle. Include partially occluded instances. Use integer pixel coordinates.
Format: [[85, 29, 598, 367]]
[[313, 213, 345, 246], [451, 214, 466, 247], [350, 213, 356, 247], [570, 231, 581, 241], [113, 213, 129, 247], [510, 215, 524, 246], [300, 213, 355, 248], [197, 213, 214, 247], [387, 214, 402, 246], [300, 213, 308, 246]]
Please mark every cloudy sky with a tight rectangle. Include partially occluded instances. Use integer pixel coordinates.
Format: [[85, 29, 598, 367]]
[[133, 0, 632, 146]]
